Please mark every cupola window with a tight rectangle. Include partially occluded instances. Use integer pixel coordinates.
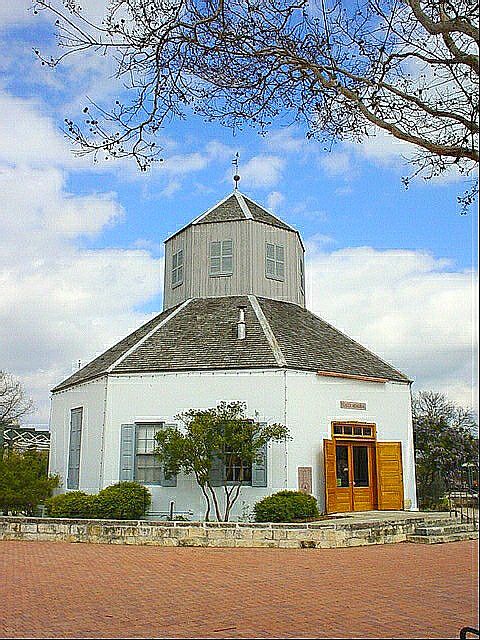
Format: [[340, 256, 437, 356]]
[[172, 249, 184, 287], [210, 240, 233, 276], [265, 243, 285, 281]]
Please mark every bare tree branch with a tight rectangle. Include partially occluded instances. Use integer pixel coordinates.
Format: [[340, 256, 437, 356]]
[[35, 0, 479, 203]]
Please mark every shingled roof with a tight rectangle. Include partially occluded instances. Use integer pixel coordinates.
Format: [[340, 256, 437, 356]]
[[53, 296, 409, 392], [167, 191, 296, 241]]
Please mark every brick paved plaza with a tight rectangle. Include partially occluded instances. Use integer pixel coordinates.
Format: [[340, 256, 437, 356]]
[[1, 540, 478, 639]]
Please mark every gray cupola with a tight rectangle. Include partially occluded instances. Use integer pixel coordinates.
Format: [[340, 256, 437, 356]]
[[163, 191, 306, 311]]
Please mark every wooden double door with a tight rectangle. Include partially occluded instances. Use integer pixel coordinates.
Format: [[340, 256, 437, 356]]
[[324, 438, 404, 513]]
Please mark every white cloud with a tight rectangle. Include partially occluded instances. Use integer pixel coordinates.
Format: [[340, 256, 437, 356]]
[[306, 243, 477, 409], [0, 0, 109, 28], [0, 92, 81, 168], [238, 155, 285, 188], [0, 1, 38, 28], [320, 151, 353, 178], [161, 152, 209, 176], [265, 128, 307, 153], [267, 191, 284, 212], [0, 165, 162, 425], [350, 130, 415, 165]]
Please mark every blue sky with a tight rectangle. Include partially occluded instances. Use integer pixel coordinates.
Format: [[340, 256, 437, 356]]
[[0, 1, 477, 424]]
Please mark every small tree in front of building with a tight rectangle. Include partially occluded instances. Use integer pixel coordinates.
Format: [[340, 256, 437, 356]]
[[154, 401, 289, 521]]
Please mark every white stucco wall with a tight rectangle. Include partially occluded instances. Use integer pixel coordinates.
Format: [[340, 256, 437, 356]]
[[49, 368, 417, 519], [49, 377, 107, 494], [103, 370, 288, 520], [284, 371, 417, 512]]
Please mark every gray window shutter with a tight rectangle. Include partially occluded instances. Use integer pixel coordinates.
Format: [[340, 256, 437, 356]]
[[160, 424, 177, 487], [119, 424, 136, 481], [209, 454, 224, 487], [252, 442, 268, 487]]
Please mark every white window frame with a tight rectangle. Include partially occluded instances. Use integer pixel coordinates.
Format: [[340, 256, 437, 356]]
[[134, 422, 164, 485], [210, 240, 233, 276], [265, 242, 285, 281], [171, 249, 184, 288]]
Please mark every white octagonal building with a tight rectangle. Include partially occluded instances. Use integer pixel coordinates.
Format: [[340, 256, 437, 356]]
[[49, 190, 417, 519]]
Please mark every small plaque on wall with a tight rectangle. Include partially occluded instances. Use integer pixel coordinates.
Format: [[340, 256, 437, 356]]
[[298, 467, 313, 494], [340, 401, 367, 410]]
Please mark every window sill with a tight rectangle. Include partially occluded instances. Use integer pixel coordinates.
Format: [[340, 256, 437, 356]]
[[209, 272, 233, 278], [171, 281, 183, 289], [265, 274, 285, 282]]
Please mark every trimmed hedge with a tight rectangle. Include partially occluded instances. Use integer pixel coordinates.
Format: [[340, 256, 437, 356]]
[[45, 491, 97, 518], [96, 482, 151, 520], [45, 482, 151, 520], [253, 490, 320, 523]]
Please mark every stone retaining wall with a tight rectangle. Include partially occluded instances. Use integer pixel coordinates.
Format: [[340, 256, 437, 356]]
[[0, 515, 442, 548]]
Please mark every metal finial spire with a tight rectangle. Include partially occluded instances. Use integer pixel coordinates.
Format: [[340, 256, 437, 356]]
[[232, 152, 240, 190]]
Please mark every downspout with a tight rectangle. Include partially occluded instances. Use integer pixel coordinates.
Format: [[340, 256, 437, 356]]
[[407, 380, 419, 510], [98, 375, 109, 491], [283, 369, 288, 488], [47, 393, 54, 476]]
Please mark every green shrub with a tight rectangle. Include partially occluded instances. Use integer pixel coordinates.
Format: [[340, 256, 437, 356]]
[[420, 496, 450, 512], [45, 483, 152, 520], [45, 491, 96, 518], [0, 449, 60, 516], [95, 482, 151, 520], [254, 490, 320, 523]]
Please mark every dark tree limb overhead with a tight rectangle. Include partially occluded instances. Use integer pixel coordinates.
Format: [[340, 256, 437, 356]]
[[34, 0, 478, 201]]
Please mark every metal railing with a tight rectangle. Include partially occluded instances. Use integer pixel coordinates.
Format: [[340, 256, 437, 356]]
[[447, 463, 479, 527]]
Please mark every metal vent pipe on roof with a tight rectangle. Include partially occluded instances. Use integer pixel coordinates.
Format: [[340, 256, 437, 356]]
[[237, 306, 246, 339]]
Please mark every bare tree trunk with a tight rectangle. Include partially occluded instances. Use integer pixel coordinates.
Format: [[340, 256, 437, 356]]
[[206, 482, 223, 521], [224, 482, 242, 522], [196, 475, 211, 522]]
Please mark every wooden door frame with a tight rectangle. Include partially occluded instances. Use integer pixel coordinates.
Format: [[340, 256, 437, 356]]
[[325, 421, 378, 513]]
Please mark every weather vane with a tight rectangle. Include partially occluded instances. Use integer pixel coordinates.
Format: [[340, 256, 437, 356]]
[[232, 152, 240, 190]]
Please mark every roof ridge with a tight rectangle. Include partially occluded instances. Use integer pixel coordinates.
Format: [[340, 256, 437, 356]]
[[107, 299, 193, 372], [234, 191, 253, 219], [248, 295, 287, 367]]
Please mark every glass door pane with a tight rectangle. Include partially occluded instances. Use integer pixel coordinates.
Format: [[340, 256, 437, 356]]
[[336, 445, 350, 487], [353, 446, 369, 487]]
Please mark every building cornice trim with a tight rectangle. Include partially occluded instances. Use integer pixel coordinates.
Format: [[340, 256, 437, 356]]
[[316, 370, 389, 384]]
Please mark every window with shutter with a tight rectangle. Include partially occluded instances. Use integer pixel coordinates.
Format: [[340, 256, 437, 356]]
[[67, 407, 83, 489], [265, 242, 285, 281], [121, 422, 178, 487], [251, 441, 268, 487], [119, 424, 136, 481], [171, 249, 184, 287], [210, 240, 233, 276]]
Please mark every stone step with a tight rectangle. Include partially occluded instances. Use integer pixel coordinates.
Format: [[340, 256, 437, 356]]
[[414, 523, 478, 536], [406, 531, 479, 544]]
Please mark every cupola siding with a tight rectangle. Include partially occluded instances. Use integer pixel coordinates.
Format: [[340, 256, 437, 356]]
[[163, 193, 305, 311]]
